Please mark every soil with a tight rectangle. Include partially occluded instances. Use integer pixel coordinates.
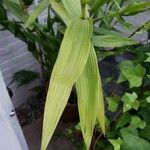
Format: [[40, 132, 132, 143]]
[[22, 117, 77, 150]]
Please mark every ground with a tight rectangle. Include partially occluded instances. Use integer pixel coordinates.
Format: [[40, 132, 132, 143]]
[[23, 117, 77, 150]]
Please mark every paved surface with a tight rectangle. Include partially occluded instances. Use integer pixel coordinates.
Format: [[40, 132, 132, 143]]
[[22, 118, 77, 150]]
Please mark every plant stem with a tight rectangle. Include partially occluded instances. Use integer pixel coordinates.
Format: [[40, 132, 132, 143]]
[[81, 4, 86, 19]]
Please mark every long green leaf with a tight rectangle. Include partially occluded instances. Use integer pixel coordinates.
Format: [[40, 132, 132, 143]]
[[92, 34, 138, 48], [90, 0, 106, 12], [76, 44, 105, 149], [50, 0, 72, 25], [41, 17, 93, 150], [25, 0, 71, 28], [3, 0, 28, 22], [0, 3, 8, 21], [119, 2, 150, 16], [62, 0, 81, 18], [25, 0, 50, 28]]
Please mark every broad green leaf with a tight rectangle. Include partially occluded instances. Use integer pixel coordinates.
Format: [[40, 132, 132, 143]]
[[119, 2, 150, 16], [131, 116, 146, 129], [25, 0, 50, 28], [41, 17, 93, 150], [76, 45, 105, 149], [92, 35, 138, 48], [121, 92, 139, 112], [93, 27, 122, 36], [139, 104, 150, 124], [119, 61, 146, 88], [120, 126, 150, 150], [109, 137, 123, 150], [62, 0, 81, 18], [145, 53, 150, 62], [3, 0, 28, 22], [140, 125, 150, 142], [116, 112, 131, 129], [107, 96, 119, 112]]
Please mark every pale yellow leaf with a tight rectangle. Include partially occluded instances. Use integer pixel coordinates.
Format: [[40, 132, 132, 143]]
[[76, 44, 105, 149], [41, 17, 93, 150]]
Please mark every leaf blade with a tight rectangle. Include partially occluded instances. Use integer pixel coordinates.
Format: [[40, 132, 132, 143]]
[[25, 0, 72, 28], [25, 0, 49, 28], [92, 35, 138, 48], [41, 17, 93, 150], [62, 0, 81, 19], [76, 44, 105, 149]]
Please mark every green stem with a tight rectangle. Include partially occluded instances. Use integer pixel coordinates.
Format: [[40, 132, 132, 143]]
[[81, 4, 86, 19]]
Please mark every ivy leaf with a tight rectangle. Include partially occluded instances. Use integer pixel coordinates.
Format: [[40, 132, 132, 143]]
[[139, 104, 150, 124], [146, 96, 150, 103], [147, 74, 150, 79], [120, 126, 150, 150], [119, 61, 146, 88], [107, 96, 119, 112], [131, 116, 146, 129], [121, 92, 139, 112], [140, 125, 150, 142], [109, 137, 123, 150], [117, 73, 126, 83], [145, 53, 150, 62], [105, 77, 113, 84], [116, 112, 131, 129]]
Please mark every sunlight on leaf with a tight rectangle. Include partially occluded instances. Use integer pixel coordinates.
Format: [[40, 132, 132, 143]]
[[131, 116, 146, 129], [25, 0, 49, 28], [120, 126, 150, 150], [107, 96, 119, 112], [119, 61, 146, 88], [41, 17, 93, 150], [76, 45, 105, 149], [145, 53, 150, 62], [109, 137, 123, 150], [121, 92, 139, 112]]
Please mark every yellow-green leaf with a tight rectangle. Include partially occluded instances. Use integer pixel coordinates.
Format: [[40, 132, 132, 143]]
[[41, 17, 93, 150], [50, 0, 72, 25], [25, 0, 71, 28], [62, 0, 81, 19], [76, 44, 105, 149]]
